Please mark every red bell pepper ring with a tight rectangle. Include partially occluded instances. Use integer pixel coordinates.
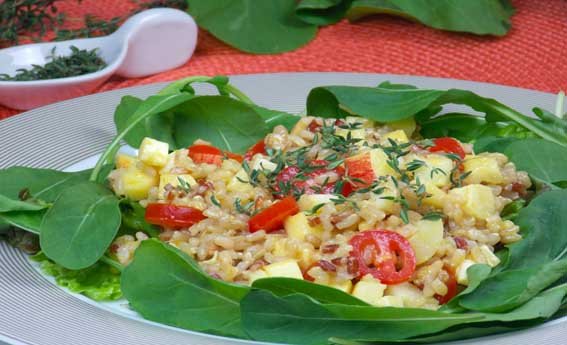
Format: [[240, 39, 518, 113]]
[[244, 140, 267, 161], [427, 137, 466, 159], [248, 196, 299, 233], [188, 144, 243, 166], [145, 203, 206, 229], [349, 230, 416, 284]]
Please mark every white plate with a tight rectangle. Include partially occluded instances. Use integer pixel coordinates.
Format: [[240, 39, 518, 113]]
[[1, 73, 565, 345]]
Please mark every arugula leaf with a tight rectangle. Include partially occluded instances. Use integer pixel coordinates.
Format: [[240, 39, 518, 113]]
[[503, 139, 567, 187], [32, 252, 122, 301], [308, 85, 567, 147], [473, 136, 519, 153], [341, 285, 567, 344], [91, 93, 194, 181], [307, 85, 445, 122], [252, 277, 367, 305], [121, 239, 249, 338], [40, 182, 121, 270], [241, 290, 481, 344], [0, 167, 91, 202], [295, 0, 353, 25], [188, 0, 317, 54], [459, 190, 567, 312], [346, 0, 513, 36], [171, 96, 268, 153], [251, 104, 300, 131], [420, 113, 504, 142], [0, 167, 91, 234], [0, 194, 47, 212], [0, 210, 44, 234], [119, 199, 159, 238]]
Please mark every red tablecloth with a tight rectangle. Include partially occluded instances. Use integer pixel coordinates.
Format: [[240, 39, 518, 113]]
[[1, 0, 566, 120]]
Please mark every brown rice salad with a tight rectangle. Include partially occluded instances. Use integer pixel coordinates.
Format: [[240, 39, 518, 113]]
[[108, 115, 530, 309]]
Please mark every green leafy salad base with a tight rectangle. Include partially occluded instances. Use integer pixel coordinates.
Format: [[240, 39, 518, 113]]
[[1, 76, 567, 344]]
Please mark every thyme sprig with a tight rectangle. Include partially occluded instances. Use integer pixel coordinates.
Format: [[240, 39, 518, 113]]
[[0, 46, 106, 81]]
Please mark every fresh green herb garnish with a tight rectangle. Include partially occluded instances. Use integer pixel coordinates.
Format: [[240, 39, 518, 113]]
[[0, 46, 106, 81], [177, 177, 192, 193]]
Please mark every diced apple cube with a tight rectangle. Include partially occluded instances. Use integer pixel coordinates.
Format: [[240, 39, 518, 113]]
[[409, 219, 444, 264], [351, 274, 387, 306], [262, 259, 304, 280], [227, 168, 254, 194], [368, 182, 399, 213], [138, 138, 169, 168], [471, 244, 501, 267], [252, 158, 278, 172], [117, 165, 159, 200], [422, 183, 446, 209], [374, 295, 404, 308], [456, 259, 475, 285], [388, 117, 416, 137], [248, 269, 269, 283], [297, 194, 334, 212], [335, 128, 366, 143], [116, 153, 136, 169], [345, 148, 397, 185], [448, 184, 497, 219], [158, 174, 197, 194], [284, 212, 323, 241], [381, 129, 409, 144], [463, 155, 504, 185], [385, 282, 424, 307], [413, 155, 453, 187], [326, 280, 353, 294]]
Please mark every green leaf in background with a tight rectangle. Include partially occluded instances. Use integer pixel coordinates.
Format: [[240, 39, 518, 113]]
[[419, 113, 504, 142], [121, 239, 249, 338], [171, 96, 268, 153], [251, 105, 300, 131], [503, 139, 567, 187], [32, 252, 122, 301], [307, 86, 444, 122], [188, 0, 317, 54], [295, 0, 353, 26], [346, 0, 513, 36], [40, 182, 121, 270], [473, 136, 519, 154], [252, 277, 367, 305]]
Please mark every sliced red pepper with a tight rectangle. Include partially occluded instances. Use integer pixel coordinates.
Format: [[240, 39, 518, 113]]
[[435, 267, 459, 305], [244, 140, 266, 161], [145, 203, 206, 229], [427, 137, 466, 159], [248, 196, 299, 233], [349, 230, 416, 284], [188, 144, 242, 166]]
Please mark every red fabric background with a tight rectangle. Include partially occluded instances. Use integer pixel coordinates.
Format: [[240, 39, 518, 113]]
[[1, 0, 566, 119]]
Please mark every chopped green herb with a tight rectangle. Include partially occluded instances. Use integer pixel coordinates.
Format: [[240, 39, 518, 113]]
[[0, 46, 106, 81]]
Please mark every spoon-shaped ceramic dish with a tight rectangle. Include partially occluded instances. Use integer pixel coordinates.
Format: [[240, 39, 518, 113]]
[[0, 8, 198, 111]]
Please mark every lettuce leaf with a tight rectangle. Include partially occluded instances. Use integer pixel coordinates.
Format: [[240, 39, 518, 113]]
[[32, 252, 122, 301]]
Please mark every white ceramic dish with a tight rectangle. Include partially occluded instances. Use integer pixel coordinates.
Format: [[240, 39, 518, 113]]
[[0, 73, 565, 345], [0, 8, 198, 110]]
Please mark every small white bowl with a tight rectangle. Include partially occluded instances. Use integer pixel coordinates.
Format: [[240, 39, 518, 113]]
[[0, 8, 198, 110]]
